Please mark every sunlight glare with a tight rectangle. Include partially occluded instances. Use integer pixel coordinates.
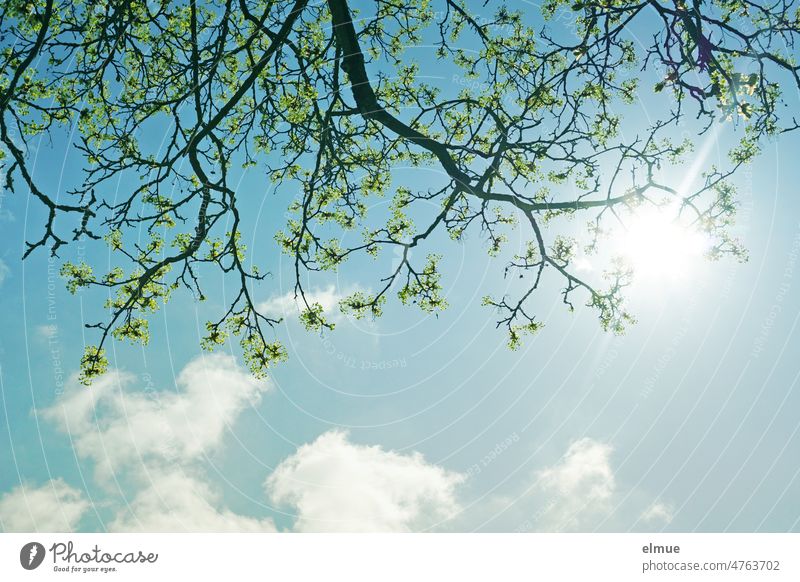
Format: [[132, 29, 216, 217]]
[[612, 205, 711, 282]]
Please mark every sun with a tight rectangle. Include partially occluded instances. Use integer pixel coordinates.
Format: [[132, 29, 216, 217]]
[[611, 204, 711, 282]]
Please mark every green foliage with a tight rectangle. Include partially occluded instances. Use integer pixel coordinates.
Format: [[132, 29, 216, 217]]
[[78, 346, 108, 386], [299, 303, 333, 332], [60, 262, 96, 294], [240, 333, 288, 380], [200, 321, 229, 351], [551, 236, 577, 265], [111, 318, 150, 345], [507, 321, 544, 351], [398, 254, 448, 313], [340, 291, 386, 319], [3, 0, 795, 380], [592, 259, 637, 335]]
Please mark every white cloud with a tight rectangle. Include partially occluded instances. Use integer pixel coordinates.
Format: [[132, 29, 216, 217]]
[[35, 324, 58, 341], [109, 469, 275, 532], [0, 479, 88, 532], [533, 438, 616, 531], [465, 438, 618, 532], [538, 438, 616, 501], [0, 258, 9, 287], [640, 501, 674, 526], [28, 356, 466, 532], [267, 430, 464, 532], [39, 354, 275, 532], [41, 354, 268, 481], [258, 285, 360, 321], [469, 438, 677, 532]]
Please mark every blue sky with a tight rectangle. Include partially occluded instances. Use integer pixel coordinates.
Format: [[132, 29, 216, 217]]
[[1, 2, 799, 533]]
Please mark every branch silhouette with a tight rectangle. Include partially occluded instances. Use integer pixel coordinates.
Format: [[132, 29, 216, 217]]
[[0, 0, 796, 381]]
